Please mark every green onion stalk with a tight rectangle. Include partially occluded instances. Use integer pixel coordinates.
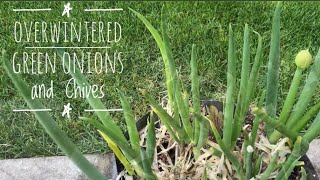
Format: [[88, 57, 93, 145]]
[[265, 2, 281, 136], [292, 101, 320, 133], [232, 28, 263, 146], [277, 112, 320, 179], [130, 6, 196, 144], [252, 108, 298, 141], [260, 151, 279, 180], [269, 49, 314, 143], [190, 44, 202, 147], [245, 91, 265, 180], [223, 24, 237, 149], [275, 137, 309, 180], [285, 48, 320, 130], [161, 5, 193, 143], [233, 24, 250, 145], [275, 112, 320, 180]]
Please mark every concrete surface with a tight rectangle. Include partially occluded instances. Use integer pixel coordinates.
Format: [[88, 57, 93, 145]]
[[0, 154, 117, 180], [307, 139, 320, 176]]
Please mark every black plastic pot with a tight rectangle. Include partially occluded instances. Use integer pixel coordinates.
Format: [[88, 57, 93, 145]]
[[117, 100, 318, 179], [299, 155, 318, 180]]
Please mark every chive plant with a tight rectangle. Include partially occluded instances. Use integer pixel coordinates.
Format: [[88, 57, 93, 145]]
[[3, 2, 320, 180]]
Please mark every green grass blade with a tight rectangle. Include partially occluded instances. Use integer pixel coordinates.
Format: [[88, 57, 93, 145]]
[[266, 2, 281, 135], [190, 44, 201, 145], [233, 24, 251, 143], [2, 51, 106, 180], [146, 111, 156, 162], [98, 130, 135, 175], [223, 24, 237, 149], [119, 91, 141, 154], [57, 50, 128, 145]]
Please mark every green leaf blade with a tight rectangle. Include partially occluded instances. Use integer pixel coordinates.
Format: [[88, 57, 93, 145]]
[[233, 24, 251, 143], [223, 24, 237, 149], [119, 92, 141, 154], [81, 117, 137, 160], [160, 5, 193, 141], [190, 44, 201, 145], [98, 130, 135, 175], [266, 2, 281, 135], [128, 8, 175, 118], [141, 90, 184, 143], [57, 50, 128, 145], [2, 51, 106, 180], [303, 112, 320, 143]]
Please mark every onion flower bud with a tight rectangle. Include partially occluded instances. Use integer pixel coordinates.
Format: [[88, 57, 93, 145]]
[[295, 49, 312, 69]]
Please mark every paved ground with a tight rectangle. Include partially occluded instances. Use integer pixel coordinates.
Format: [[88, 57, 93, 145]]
[[0, 154, 117, 180], [307, 139, 320, 176]]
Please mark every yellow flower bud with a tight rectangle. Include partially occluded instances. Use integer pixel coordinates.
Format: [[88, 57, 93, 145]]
[[295, 50, 312, 69]]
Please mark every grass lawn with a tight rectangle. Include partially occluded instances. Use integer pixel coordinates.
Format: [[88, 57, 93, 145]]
[[0, 1, 319, 159]]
